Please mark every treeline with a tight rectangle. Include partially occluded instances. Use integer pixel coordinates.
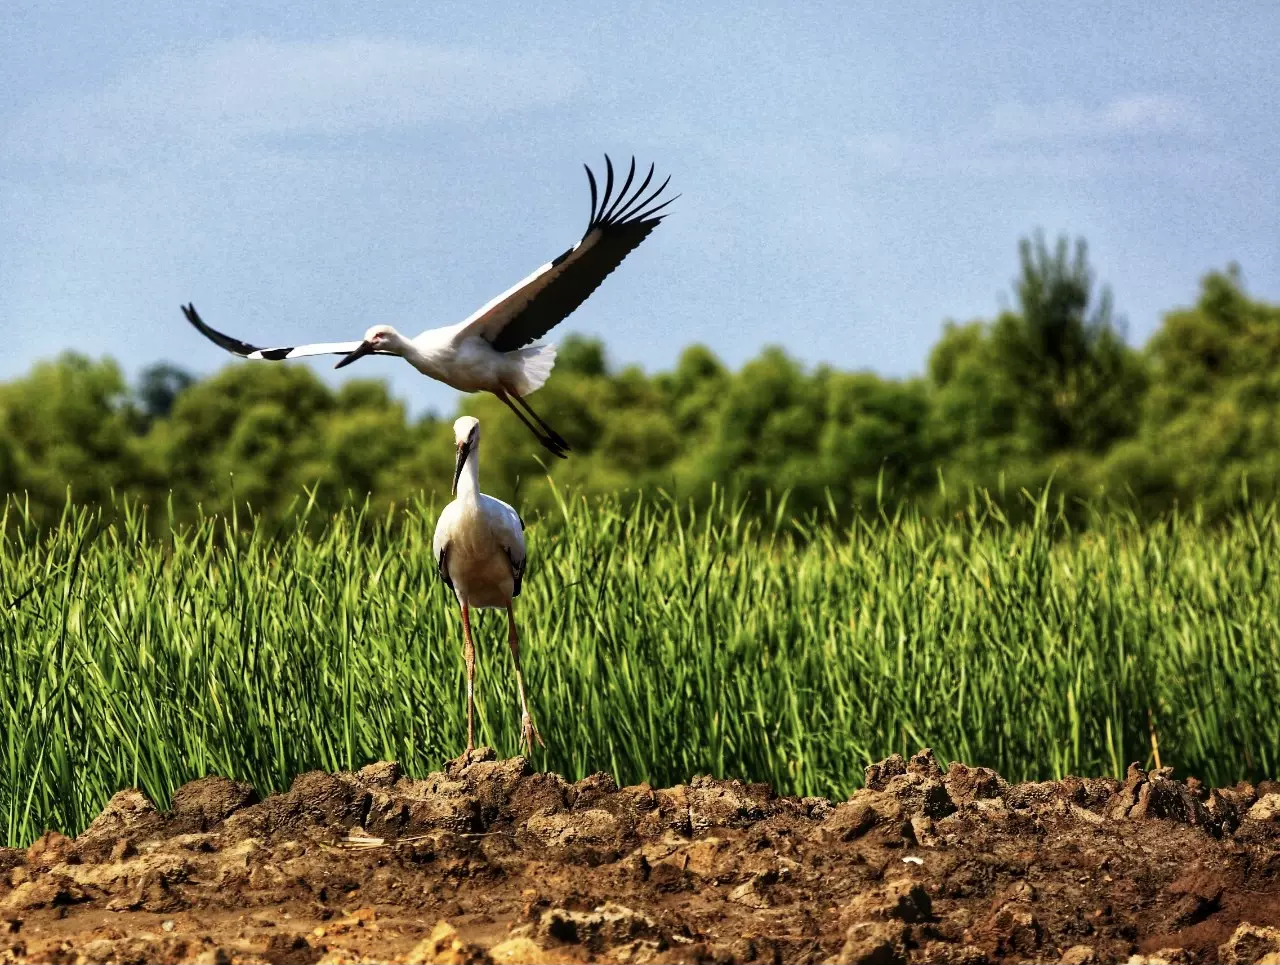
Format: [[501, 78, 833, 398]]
[[2, 233, 1278, 528]]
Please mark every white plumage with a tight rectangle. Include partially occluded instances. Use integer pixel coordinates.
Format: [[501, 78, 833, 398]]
[[181, 155, 676, 458], [432, 416, 542, 754], [432, 476, 525, 612]]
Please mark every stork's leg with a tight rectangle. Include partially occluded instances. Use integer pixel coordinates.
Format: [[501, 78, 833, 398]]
[[510, 392, 571, 452], [461, 603, 477, 753], [506, 604, 545, 753], [495, 389, 567, 459]]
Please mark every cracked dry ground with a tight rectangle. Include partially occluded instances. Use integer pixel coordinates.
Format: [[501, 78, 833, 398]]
[[3, 750, 1280, 965]]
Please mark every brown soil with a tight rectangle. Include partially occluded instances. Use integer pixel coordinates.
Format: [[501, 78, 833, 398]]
[[3, 749, 1280, 965]]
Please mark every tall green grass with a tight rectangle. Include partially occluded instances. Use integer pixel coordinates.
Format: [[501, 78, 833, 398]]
[[2, 488, 1279, 847]]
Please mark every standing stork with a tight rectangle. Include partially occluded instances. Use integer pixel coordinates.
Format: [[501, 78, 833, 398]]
[[181, 155, 676, 457], [432, 416, 543, 754]]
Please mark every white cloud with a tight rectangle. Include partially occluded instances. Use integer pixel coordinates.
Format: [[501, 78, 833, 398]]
[[5, 37, 587, 164], [1104, 94, 1191, 132], [982, 94, 1198, 144], [851, 94, 1211, 180]]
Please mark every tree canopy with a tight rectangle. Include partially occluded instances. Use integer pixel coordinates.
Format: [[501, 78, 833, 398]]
[[2, 235, 1276, 528]]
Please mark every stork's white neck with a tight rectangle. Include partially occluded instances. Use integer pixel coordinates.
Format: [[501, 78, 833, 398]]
[[392, 333, 424, 365], [396, 335, 450, 384], [456, 446, 482, 501]]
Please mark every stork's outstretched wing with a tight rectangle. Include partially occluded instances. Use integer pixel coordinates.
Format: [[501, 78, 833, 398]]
[[451, 155, 676, 354], [181, 304, 364, 360]]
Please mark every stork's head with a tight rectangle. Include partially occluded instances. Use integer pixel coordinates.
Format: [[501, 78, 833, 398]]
[[335, 324, 403, 369], [451, 416, 480, 496]]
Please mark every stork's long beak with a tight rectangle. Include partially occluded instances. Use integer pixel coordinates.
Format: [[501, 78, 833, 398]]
[[451, 441, 470, 497], [335, 341, 376, 369]]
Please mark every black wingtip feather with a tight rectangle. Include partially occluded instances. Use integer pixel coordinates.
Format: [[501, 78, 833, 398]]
[[437, 545, 454, 590], [599, 155, 616, 228], [483, 157, 675, 356], [584, 163, 599, 228], [618, 162, 657, 222], [601, 156, 638, 224], [582, 157, 674, 233], [617, 173, 672, 223], [182, 302, 236, 350], [630, 193, 680, 223]]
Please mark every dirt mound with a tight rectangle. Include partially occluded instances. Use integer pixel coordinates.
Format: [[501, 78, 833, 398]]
[[3, 749, 1280, 964]]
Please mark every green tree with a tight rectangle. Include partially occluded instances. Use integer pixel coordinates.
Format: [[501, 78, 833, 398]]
[[8, 240, 1279, 530], [293, 380, 429, 516], [1097, 266, 1280, 513], [996, 233, 1145, 453], [136, 363, 195, 421], [820, 372, 936, 513], [150, 364, 341, 521], [0, 354, 142, 521], [924, 233, 1146, 510]]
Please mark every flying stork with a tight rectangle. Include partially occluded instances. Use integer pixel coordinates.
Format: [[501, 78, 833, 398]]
[[181, 156, 676, 457]]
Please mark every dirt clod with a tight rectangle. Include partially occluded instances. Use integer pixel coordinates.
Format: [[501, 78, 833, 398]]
[[170, 776, 259, 832], [836, 920, 908, 965], [1061, 946, 1099, 964], [1247, 793, 1280, 822], [1219, 922, 1280, 964], [405, 921, 490, 964], [846, 879, 932, 924], [1, 751, 1278, 964], [78, 788, 158, 842]]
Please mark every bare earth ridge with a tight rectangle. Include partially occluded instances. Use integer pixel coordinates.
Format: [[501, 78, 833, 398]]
[[3, 749, 1280, 964]]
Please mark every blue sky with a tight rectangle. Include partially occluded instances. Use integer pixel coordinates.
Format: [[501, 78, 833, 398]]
[[3, 1, 1277, 415]]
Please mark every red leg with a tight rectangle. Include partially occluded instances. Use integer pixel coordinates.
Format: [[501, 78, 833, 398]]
[[495, 389, 567, 458], [507, 604, 544, 753], [461, 603, 477, 753], [511, 392, 571, 451]]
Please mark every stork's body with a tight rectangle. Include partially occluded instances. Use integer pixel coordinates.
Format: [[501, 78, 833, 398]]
[[181, 155, 676, 458], [432, 417, 543, 754]]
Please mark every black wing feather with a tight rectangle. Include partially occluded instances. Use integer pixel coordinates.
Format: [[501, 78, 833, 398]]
[[182, 303, 269, 357], [488, 155, 677, 354], [601, 157, 638, 224], [437, 544, 454, 590], [507, 547, 525, 598], [182, 303, 391, 360]]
